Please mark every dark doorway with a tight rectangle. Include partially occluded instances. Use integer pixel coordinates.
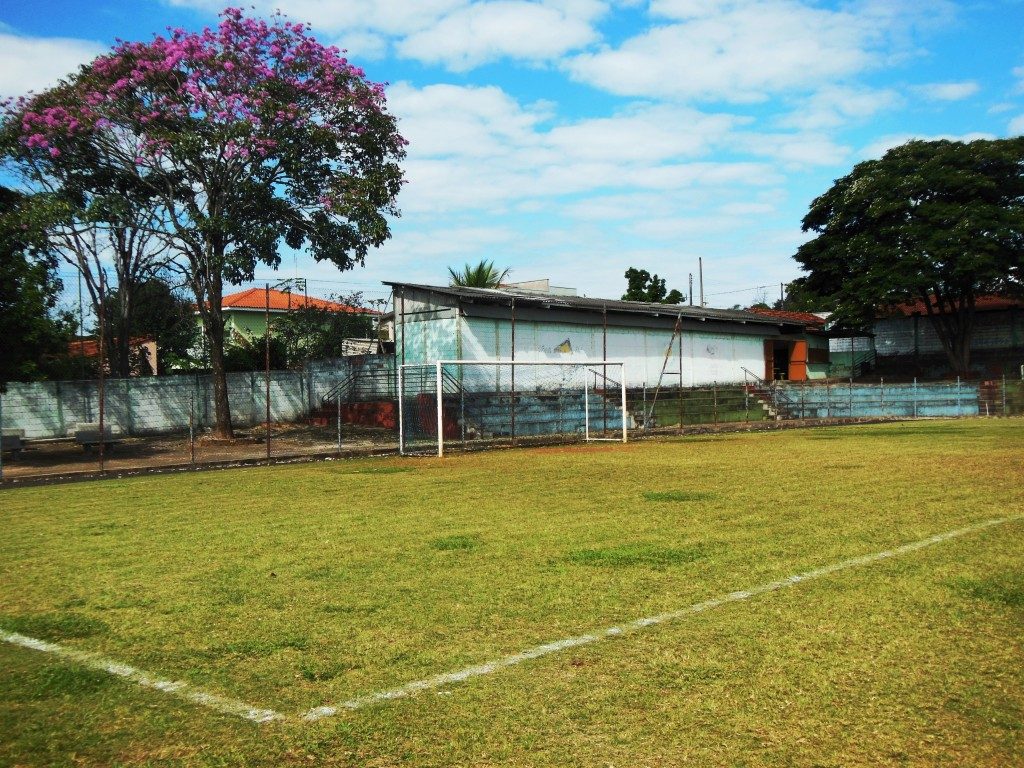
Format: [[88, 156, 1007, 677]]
[[772, 341, 790, 380]]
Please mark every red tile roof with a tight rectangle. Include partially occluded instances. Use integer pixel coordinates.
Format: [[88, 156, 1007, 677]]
[[887, 295, 1023, 316], [221, 288, 372, 313], [745, 308, 827, 328], [68, 337, 154, 358]]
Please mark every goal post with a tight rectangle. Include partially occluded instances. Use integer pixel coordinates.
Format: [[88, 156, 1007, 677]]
[[398, 360, 628, 456]]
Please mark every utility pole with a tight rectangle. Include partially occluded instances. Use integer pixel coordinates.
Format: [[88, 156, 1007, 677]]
[[698, 257, 705, 307], [688, 273, 693, 306]]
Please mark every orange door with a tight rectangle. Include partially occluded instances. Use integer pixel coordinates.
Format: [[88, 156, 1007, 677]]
[[788, 340, 808, 381], [763, 340, 774, 381]]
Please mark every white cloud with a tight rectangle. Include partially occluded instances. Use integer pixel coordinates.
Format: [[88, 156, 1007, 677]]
[[1008, 115, 1024, 136], [779, 85, 901, 131], [567, 0, 883, 102], [0, 33, 105, 99], [1013, 65, 1024, 93], [170, 0, 607, 70], [397, 1, 604, 70], [913, 81, 979, 101], [860, 131, 996, 159], [388, 82, 780, 213], [733, 132, 851, 168]]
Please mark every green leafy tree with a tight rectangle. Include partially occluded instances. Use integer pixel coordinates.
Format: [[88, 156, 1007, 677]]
[[448, 260, 510, 288], [97, 277, 199, 374], [796, 138, 1024, 374], [622, 267, 684, 304], [273, 292, 375, 366], [3, 9, 406, 437], [775, 278, 827, 313], [0, 187, 77, 385]]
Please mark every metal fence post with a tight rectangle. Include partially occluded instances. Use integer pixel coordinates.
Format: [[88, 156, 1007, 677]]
[[913, 377, 918, 418], [848, 375, 853, 419], [397, 364, 405, 455], [712, 380, 718, 424], [436, 360, 444, 458], [337, 388, 342, 454], [1003, 374, 1008, 417], [621, 368, 627, 443], [826, 378, 832, 419], [880, 377, 884, 416], [0, 388, 4, 481], [956, 375, 961, 418], [189, 389, 196, 465]]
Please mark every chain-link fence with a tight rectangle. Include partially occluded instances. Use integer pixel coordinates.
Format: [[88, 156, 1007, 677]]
[[3, 361, 1021, 480], [0, 357, 399, 482]]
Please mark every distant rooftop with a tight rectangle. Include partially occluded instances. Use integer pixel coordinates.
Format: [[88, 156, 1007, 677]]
[[219, 288, 372, 313], [500, 279, 577, 297]]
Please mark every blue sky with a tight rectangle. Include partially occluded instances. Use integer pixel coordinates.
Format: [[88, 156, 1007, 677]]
[[2, 0, 1023, 309]]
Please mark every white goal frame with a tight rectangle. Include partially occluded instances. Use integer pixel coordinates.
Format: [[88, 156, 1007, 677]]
[[398, 359, 628, 456]]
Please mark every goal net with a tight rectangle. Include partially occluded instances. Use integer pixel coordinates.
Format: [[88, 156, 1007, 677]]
[[398, 360, 629, 455]]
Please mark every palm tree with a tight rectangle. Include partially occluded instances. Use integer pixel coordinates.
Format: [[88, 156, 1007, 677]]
[[447, 260, 510, 288]]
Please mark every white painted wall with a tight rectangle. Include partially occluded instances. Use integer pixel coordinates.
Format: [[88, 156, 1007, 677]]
[[457, 316, 765, 388]]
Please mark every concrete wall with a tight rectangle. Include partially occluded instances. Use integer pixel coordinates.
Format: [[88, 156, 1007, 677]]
[[874, 310, 1024, 358], [0, 359, 354, 439], [778, 380, 981, 418]]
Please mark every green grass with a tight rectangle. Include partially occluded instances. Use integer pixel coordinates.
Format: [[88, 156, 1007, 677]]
[[2, 419, 1023, 766]]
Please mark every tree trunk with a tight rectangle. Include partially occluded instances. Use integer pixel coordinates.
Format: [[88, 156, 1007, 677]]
[[204, 284, 234, 439], [923, 292, 974, 377]]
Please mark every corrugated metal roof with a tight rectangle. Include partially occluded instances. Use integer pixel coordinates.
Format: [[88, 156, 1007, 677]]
[[384, 282, 803, 329]]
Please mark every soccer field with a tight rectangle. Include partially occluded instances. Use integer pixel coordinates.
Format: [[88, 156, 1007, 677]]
[[2, 420, 1023, 766]]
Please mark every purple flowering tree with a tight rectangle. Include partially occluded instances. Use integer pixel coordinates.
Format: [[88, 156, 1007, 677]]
[[2, 8, 406, 437]]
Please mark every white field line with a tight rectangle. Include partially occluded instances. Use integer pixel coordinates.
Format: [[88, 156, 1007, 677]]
[[0, 631, 282, 723], [302, 514, 1022, 721]]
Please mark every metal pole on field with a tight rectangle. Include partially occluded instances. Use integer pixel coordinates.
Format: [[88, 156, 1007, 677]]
[[621, 368, 627, 443], [1003, 374, 1008, 417], [642, 383, 647, 430], [337, 391, 342, 454], [0, 388, 4, 481], [956, 375, 961, 418], [880, 377, 885, 416], [510, 297, 516, 447], [435, 360, 444, 457], [265, 283, 271, 460], [397, 365, 405, 455], [603, 304, 608, 436], [712, 380, 718, 424], [677, 330, 683, 433], [189, 390, 196, 465], [848, 375, 853, 419], [584, 372, 590, 441], [913, 377, 919, 417], [826, 378, 831, 418], [98, 272, 106, 473]]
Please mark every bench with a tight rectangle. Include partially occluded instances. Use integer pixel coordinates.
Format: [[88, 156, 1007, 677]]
[[1, 429, 26, 458], [72, 423, 123, 452]]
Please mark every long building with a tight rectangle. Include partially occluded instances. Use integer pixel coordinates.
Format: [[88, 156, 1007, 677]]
[[386, 282, 828, 385]]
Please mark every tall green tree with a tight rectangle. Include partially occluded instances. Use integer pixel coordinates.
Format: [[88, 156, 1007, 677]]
[[2, 9, 406, 437], [97, 277, 198, 374], [448, 260, 510, 288], [796, 138, 1024, 374], [622, 267, 684, 304], [273, 293, 375, 366], [0, 187, 76, 385]]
